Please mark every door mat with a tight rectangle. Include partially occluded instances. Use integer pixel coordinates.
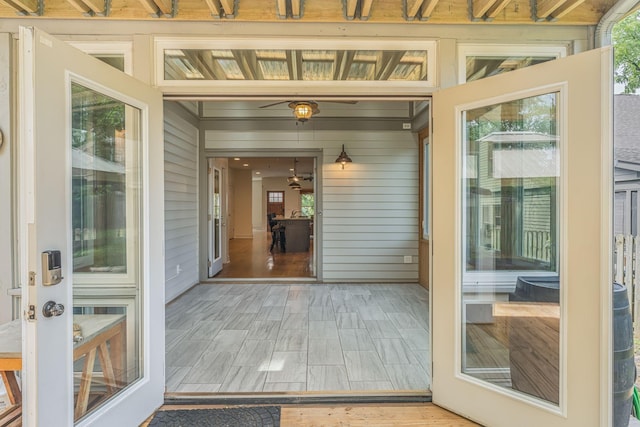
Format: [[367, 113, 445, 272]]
[[148, 406, 280, 427]]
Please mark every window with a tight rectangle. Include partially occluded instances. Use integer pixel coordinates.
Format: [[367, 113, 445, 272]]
[[155, 38, 437, 95], [300, 191, 314, 217], [457, 44, 566, 84]]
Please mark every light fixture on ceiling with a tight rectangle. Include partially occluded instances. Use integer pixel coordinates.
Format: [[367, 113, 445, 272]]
[[289, 181, 301, 189], [289, 101, 319, 122], [335, 144, 352, 169]]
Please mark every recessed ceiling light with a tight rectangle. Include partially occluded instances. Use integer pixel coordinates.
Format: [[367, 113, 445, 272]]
[[255, 171, 261, 175], [234, 157, 240, 161], [243, 163, 249, 167], [289, 168, 295, 171]]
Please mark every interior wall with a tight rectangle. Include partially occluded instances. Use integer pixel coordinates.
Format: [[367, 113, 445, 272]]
[[252, 177, 264, 232], [261, 176, 311, 222], [164, 102, 200, 302], [232, 168, 253, 238], [205, 128, 419, 282]]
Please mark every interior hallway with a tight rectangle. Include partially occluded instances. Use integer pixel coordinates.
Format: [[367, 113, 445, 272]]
[[165, 283, 430, 393], [213, 232, 314, 279]]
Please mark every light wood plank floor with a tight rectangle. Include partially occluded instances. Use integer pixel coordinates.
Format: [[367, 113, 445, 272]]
[[214, 232, 314, 279], [166, 283, 430, 393], [142, 403, 480, 426]]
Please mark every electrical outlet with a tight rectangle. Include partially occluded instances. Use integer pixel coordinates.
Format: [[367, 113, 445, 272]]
[[403, 255, 412, 264], [402, 122, 412, 130]]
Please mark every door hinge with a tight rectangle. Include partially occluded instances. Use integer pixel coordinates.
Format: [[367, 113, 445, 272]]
[[208, 260, 212, 267]]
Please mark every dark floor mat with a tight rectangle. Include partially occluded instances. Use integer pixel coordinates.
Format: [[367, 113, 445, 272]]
[[147, 406, 280, 427]]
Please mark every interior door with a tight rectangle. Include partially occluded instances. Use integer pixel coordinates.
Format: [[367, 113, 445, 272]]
[[18, 27, 164, 426], [432, 47, 612, 426], [208, 160, 223, 276]]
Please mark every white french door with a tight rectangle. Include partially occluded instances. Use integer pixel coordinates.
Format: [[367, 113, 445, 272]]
[[208, 159, 223, 277], [18, 27, 164, 426], [432, 47, 612, 426]]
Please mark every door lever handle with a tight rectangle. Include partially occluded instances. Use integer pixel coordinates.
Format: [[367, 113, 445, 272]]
[[42, 301, 65, 318]]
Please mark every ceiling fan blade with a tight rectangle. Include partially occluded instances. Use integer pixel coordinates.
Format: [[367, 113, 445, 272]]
[[259, 101, 289, 109], [324, 100, 358, 104]]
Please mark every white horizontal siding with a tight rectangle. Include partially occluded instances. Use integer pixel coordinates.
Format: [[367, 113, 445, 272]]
[[323, 127, 419, 283], [165, 109, 199, 302], [205, 128, 418, 282]]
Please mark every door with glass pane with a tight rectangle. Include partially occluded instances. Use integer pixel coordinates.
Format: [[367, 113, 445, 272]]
[[18, 27, 164, 426], [432, 47, 612, 426], [208, 160, 223, 276]]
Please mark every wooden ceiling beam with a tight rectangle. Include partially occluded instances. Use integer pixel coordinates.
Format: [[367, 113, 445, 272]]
[[232, 51, 256, 80], [276, 0, 286, 17], [485, 0, 511, 18], [183, 51, 217, 80], [375, 51, 405, 80], [291, 0, 301, 17], [472, 0, 497, 18], [535, 0, 567, 18], [0, 0, 39, 14], [205, 0, 235, 17], [405, 0, 439, 20], [360, 0, 373, 19], [406, 0, 426, 18], [219, 0, 234, 15], [550, 0, 586, 18], [345, 0, 358, 19], [137, 0, 175, 17]]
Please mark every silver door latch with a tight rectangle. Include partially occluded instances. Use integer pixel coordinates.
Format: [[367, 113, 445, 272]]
[[42, 301, 65, 318]]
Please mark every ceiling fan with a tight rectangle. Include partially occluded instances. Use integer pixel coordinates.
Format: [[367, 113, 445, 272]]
[[260, 100, 357, 122]]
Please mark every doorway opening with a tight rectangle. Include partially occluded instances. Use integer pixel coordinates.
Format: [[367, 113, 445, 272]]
[[163, 98, 432, 397], [208, 156, 317, 280]]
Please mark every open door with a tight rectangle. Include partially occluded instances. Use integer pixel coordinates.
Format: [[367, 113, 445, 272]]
[[208, 159, 223, 277], [18, 27, 164, 426], [432, 47, 612, 426]]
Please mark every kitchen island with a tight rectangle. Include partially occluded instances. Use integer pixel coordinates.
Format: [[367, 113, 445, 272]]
[[275, 217, 312, 252]]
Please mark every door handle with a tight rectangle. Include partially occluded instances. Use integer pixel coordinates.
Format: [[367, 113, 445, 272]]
[[42, 301, 65, 318]]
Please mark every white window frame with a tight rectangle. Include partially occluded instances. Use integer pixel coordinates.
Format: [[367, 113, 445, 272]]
[[153, 37, 437, 96], [457, 43, 567, 84], [67, 41, 133, 75]]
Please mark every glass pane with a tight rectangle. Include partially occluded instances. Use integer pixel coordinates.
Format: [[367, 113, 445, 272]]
[[163, 48, 429, 82], [71, 82, 142, 421], [214, 169, 221, 260], [466, 56, 556, 82], [462, 93, 560, 405]]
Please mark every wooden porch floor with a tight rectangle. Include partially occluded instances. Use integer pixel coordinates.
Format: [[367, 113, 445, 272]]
[[141, 403, 481, 426]]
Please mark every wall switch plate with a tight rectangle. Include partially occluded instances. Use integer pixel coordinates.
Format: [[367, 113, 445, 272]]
[[403, 255, 412, 264]]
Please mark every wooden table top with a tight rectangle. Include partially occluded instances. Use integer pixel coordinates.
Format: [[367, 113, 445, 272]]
[[0, 314, 126, 360]]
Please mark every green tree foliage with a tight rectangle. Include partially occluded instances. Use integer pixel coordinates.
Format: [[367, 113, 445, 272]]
[[613, 10, 640, 94]]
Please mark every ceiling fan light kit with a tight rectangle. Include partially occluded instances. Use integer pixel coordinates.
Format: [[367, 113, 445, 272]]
[[289, 101, 318, 122]]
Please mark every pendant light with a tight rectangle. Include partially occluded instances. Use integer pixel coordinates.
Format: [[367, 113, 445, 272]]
[[335, 144, 352, 169]]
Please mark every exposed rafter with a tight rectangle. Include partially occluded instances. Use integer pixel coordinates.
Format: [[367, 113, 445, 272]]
[[471, 0, 511, 20], [549, 0, 586, 19], [532, 0, 583, 21], [205, 0, 236, 18], [0, 0, 40, 15], [67, 0, 109, 16], [344, 0, 374, 20], [277, 0, 304, 19], [405, 0, 440, 20], [138, 0, 174, 17]]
